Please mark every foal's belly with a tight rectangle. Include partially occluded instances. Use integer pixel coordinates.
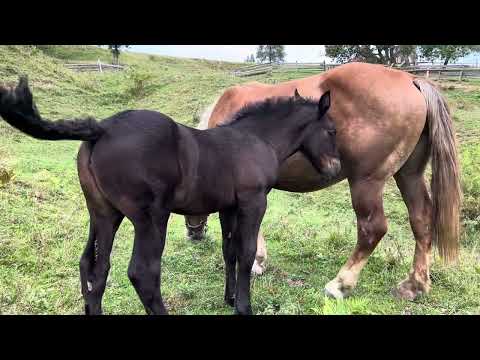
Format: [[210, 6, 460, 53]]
[[170, 182, 237, 216], [274, 152, 346, 193]]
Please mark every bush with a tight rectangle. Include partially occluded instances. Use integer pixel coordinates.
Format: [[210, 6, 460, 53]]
[[124, 66, 154, 98]]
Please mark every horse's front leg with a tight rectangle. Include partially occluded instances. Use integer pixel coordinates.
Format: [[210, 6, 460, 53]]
[[251, 230, 267, 275], [184, 214, 209, 242], [233, 194, 267, 315]]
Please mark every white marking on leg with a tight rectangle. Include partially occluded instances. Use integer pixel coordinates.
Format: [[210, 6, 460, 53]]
[[324, 258, 368, 299], [251, 259, 265, 275]]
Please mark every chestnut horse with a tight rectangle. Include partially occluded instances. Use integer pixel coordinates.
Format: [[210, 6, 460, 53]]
[[185, 62, 462, 301]]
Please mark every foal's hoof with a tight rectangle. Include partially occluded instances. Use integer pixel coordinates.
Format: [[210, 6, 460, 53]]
[[251, 259, 266, 276], [84, 304, 102, 315], [234, 306, 253, 315], [324, 278, 352, 300], [225, 296, 235, 307], [392, 278, 430, 301]]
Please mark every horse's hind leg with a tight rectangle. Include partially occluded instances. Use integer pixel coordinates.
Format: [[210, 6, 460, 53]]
[[393, 134, 432, 300], [325, 179, 388, 299], [128, 210, 170, 315], [80, 208, 123, 315]]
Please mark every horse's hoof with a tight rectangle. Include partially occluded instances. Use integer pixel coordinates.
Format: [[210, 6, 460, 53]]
[[251, 259, 266, 276], [324, 278, 351, 300], [392, 278, 429, 301], [186, 233, 204, 243]]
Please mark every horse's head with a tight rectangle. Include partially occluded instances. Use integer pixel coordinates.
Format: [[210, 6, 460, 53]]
[[185, 214, 209, 242], [297, 89, 341, 179]]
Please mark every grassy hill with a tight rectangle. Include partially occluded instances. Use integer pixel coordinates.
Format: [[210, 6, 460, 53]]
[[0, 45, 479, 314]]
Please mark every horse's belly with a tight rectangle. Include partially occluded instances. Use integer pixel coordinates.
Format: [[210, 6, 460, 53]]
[[274, 152, 346, 193]]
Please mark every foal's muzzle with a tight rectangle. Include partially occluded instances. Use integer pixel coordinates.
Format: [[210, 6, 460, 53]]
[[323, 157, 342, 178]]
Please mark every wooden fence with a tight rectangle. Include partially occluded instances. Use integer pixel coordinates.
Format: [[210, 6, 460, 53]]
[[400, 67, 480, 81], [233, 62, 480, 80], [64, 60, 125, 73], [232, 62, 337, 77]]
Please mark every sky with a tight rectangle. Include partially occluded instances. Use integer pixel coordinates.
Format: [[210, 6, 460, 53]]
[[126, 45, 480, 65], [127, 45, 330, 63]]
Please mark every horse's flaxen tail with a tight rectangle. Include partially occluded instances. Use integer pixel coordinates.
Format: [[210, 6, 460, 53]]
[[414, 78, 462, 263], [195, 96, 221, 130], [0, 76, 104, 141]]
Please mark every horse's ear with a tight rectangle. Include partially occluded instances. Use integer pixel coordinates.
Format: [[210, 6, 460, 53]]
[[294, 88, 302, 100], [318, 90, 331, 118]]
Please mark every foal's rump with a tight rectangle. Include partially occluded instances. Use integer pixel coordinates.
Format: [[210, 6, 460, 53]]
[[84, 111, 185, 219]]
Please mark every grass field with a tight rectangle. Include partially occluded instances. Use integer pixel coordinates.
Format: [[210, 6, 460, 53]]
[[0, 45, 479, 315]]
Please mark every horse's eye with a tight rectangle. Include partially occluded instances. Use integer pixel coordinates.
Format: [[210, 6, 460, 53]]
[[328, 129, 336, 136]]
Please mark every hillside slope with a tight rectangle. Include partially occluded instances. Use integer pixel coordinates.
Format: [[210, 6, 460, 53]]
[[0, 46, 479, 315]]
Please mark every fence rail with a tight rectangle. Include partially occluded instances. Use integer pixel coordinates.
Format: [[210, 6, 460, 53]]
[[233, 62, 480, 80], [403, 67, 480, 80], [64, 60, 125, 73], [232, 62, 339, 77]]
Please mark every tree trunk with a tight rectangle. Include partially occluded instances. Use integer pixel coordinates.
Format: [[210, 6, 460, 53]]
[[443, 57, 450, 66]]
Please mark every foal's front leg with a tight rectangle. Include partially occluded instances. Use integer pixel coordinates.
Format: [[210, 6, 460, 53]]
[[220, 209, 238, 307], [234, 194, 267, 315]]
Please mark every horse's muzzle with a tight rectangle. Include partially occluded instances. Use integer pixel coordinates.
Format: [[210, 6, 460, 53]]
[[185, 218, 208, 242]]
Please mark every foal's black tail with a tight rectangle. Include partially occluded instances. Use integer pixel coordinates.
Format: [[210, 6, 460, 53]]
[[0, 76, 104, 141]]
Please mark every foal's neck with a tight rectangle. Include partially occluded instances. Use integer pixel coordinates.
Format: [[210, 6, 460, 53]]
[[229, 110, 313, 164]]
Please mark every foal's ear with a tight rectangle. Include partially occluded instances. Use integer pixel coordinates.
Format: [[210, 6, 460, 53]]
[[318, 90, 331, 118], [294, 88, 302, 100]]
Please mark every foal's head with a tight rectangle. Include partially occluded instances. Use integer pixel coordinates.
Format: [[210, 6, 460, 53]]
[[294, 89, 341, 178]]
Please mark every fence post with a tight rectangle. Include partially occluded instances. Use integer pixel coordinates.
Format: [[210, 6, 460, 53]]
[[323, 60, 326, 71], [98, 59, 103, 73], [426, 69, 430, 78], [459, 70, 464, 82]]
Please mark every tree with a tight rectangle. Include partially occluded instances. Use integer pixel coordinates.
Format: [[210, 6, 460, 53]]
[[256, 45, 286, 63], [325, 45, 417, 66], [107, 45, 130, 65], [245, 54, 256, 63], [418, 45, 479, 65]]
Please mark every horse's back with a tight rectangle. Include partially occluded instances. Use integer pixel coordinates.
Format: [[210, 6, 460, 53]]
[[208, 62, 428, 183], [321, 63, 427, 178]]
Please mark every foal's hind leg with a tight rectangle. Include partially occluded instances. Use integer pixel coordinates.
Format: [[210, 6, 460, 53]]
[[128, 210, 170, 315], [393, 134, 432, 300], [80, 210, 124, 315], [325, 179, 388, 299]]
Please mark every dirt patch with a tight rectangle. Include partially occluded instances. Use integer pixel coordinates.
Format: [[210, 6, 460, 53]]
[[286, 278, 305, 287]]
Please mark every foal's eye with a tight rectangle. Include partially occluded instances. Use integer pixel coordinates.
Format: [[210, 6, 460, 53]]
[[328, 129, 336, 136]]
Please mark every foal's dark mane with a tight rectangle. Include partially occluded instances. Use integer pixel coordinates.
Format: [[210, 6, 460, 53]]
[[219, 96, 318, 127]]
